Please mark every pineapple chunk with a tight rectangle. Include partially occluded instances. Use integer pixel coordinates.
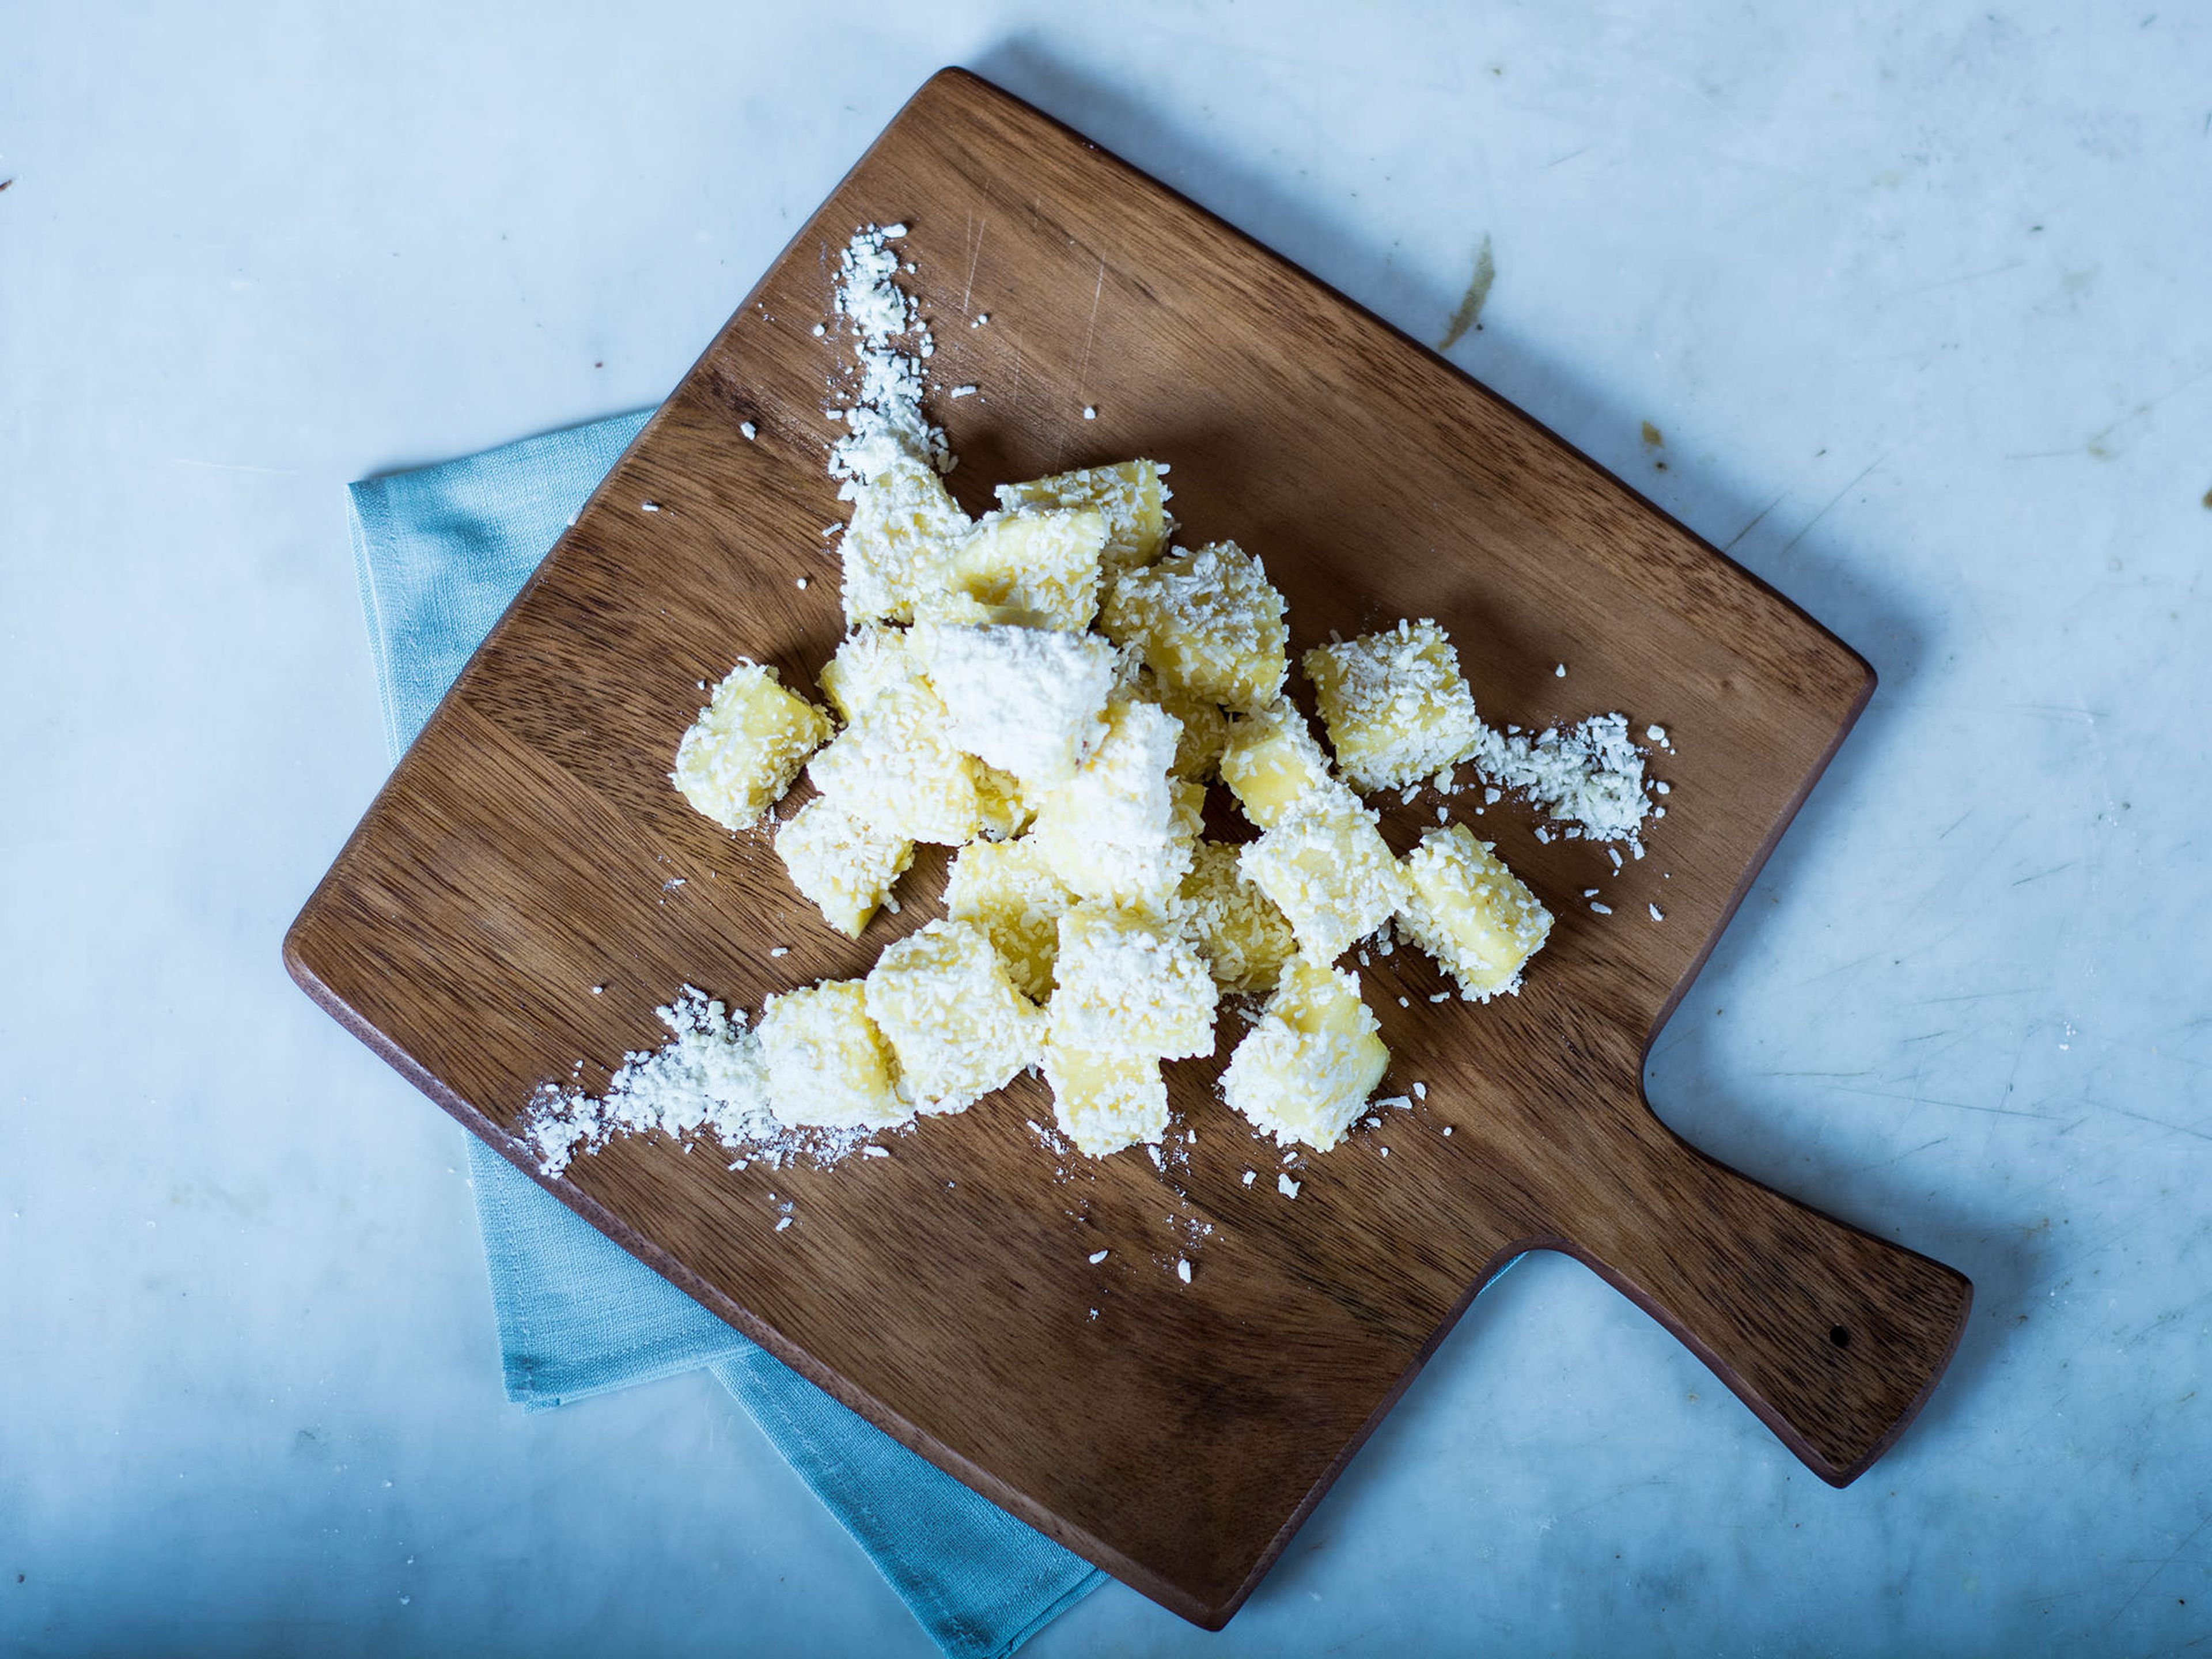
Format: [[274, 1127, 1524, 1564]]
[[1396, 824, 1553, 999], [1047, 905, 1219, 1059], [945, 837, 1075, 1000], [864, 919, 1044, 1113], [775, 796, 913, 937], [671, 661, 834, 831], [1304, 618, 1482, 791], [1179, 840, 1298, 995], [909, 622, 1117, 788], [817, 626, 915, 725], [1025, 698, 1196, 910], [996, 460, 1170, 575], [804, 680, 982, 846], [1220, 955, 1388, 1151], [972, 763, 1034, 841], [912, 506, 1108, 631], [837, 453, 969, 626], [1237, 794, 1404, 961], [1100, 540, 1287, 714], [1043, 1041, 1169, 1157], [1218, 700, 1343, 829], [758, 979, 907, 1129]]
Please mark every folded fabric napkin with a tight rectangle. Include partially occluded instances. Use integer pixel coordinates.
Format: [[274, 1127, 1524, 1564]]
[[346, 411, 1104, 1659]]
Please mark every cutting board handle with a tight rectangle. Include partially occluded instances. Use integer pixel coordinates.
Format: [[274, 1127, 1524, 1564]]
[[1567, 1121, 1972, 1485]]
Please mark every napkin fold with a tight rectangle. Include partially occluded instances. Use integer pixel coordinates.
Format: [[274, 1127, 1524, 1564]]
[[346, 411, 1104, 1659]]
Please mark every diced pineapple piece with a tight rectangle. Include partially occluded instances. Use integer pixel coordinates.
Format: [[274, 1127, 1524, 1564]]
[[1099, 540, 1287, 714], [864, 919, 1044, 1113], [1221, 955, 1388, 1151], [671, 661, 834, 831], [817, 626, 914, 724], [1218, 700, 1343, 829], [1179, 840, 1298, 995], [1396, 824, 1553, 999], [804, 680, 982, 845], [972, 763, 1034, 841], [912, 506, 1108, 631], [1047, 905, 1219, 1059], [1042, 1041, 1169, 1157], [837, 453, 969, 626], [995, 460, 1170, 575], [909, 622, 1117, 788], [944, 837, 1075, 1001], [775, 796, 913, 938], [1303, 618, 1482, 791], [1237, 794, 1404, 961], [1025, 698, 1196, 910], [757, 979, 908, 1130]]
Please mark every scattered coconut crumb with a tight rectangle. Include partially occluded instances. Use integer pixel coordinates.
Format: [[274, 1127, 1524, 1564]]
[[641, 502, 661, 513], [1590, 902, 1613, 915], [862, 1146, 890, 1158], [1554, 664, 1567, 677], [1089, 1249, 1109, 1265], [590, 986, 604, 995], [949, 385, 978, 399], [1242, 1170, 1256, 1185], [774, 1216, 793, 1232], [1442, 1126, 1453, 1137], [1176, 1258, 1192, 1283], [1278, 1173, 1301, 1198], [1081, 406, 1097, 420], [1412, 1082, 1426, 1100], [1649, 903, 1665, 922], [795, 577, 809, 590], [768, 946, 789, 958], [740, 421, 757, 441]]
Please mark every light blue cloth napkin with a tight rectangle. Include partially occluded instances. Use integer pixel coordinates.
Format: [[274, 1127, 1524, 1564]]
[[346, 411, 1105, 1659]]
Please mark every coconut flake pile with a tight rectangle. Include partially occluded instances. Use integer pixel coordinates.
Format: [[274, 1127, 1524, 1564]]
[[825, 223, 952, 486], [1465, 711, 1653, 847]]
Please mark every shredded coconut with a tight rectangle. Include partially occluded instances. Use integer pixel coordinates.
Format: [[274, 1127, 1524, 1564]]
[[1464, 711, 1653, 847], [825, 224, 952, 486]]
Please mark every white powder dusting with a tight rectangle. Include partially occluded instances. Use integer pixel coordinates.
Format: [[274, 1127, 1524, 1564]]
[[824, 224, 953, 486]]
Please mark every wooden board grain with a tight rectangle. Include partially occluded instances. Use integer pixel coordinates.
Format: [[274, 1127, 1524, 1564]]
[[285, 69, 1972, 1628]]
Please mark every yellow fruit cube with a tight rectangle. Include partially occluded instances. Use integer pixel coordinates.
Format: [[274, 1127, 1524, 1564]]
[[817, 626, 914, 724], [1396, 824, 1553, 999], [837, 453, 969, 626], [804, 680, 982, 846], [912, 506, 1107, 631], [1179, 840, 1298, 994], [1047, 905, 1219, 1059], [864, 919, 1044, 1113], [775, 796, 914, 937], [671, 661, 834, 831], [944, 837, 1075, 1001], [1042, 1041, 1169, 1157], [1221, 955, 1389, 1151], [1237, 794, 1405, 961], [757, 979, 907, 1130], [1024, 698, 1196, 910], [1100, 540, 1288, 714], [996, 460, 1170, 575], [1218, 700, 1343, 829], [1304, 618, 1483, 790], [910, 622, 1117, 788]]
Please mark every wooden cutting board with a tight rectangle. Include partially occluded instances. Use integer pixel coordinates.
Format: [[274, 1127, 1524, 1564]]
[[286, 68, 1972, 1628]]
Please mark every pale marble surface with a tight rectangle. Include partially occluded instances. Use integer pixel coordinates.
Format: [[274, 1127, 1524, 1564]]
[[4, 3, 2207, 1653]]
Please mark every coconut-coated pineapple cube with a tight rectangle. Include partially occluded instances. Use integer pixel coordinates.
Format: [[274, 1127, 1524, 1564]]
[[1237, 794, 1404, 962], [1218, 700, 1343, 829], [1047, 905, 1219, 1059], [1025, 698, 1196, 910], [996, 460, 1171, 575], [757, 979, 908, 1130], [817, 626, 915, 724], [863, 919, 1044, 1113], [671, 661, 834, 831], [804, 680, 982, 846], [1043, 1041, 1169, 1157], [1221, 955, 1388, 1152], [838, 453, 969, 626], [1396, 823, 1553, 999], [910, 622, 1117, 788], [912, 506, 1108, 632], [1100, 540, 1287, 714], [775, 796, 913, 938], [1179, 840, 1298, 995], [944, 837, 1074, 1002], [1127, 664, 1230, 781], [1303, 618, 1482, 791]]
